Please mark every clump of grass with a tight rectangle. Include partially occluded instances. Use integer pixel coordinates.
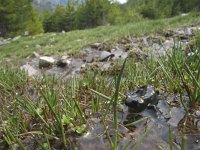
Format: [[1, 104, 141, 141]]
[[158, 38, 200, 110], [0, 70, 88, 149], [112, 59, 127, 149]]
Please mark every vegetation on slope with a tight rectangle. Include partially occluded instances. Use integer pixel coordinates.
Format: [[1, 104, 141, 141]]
[[0, 12, 200, 60], [1, 0, 199, 37]]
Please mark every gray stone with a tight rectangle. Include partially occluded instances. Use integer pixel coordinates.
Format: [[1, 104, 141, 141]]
[[32, 51, 40, 58], [0, 40, 10, 46], [162, 39, 174, 50], [152, 43, 161, 51], [157, 100, 171, 119], [100, 51, 114, 62], [195, 110, 200, 117], [181, 13, 188, 16], [143, 37, 149, 46], [152, 43, 166, 56], [101, 62, 111, 71], [185, 28, 193, 36], [167, 107, 185, 127], [61, 30, 65, 34], [111, 49, 128, 59], [20, 64, 38, 76], [24, 31, 29, 36], [56, 56, 71, 68], [39, 56, 55, 69], [12, 36, 21, 42], [84, 57, 94, 63], [80, 64, 86, 72], [91, 43, 101, 49], [35, 44, 41, 49], [174, 28, 194, 39]]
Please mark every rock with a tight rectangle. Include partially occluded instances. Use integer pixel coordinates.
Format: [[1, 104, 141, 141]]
[[174, 28, 194, 39], [32, 51, 40, 58], [100, 62, 111, 72], [61, 55, 69, 60], [39, 56, 55, 69], [47, 67, 65, 76], [143, 37, 149, 46], [175, 29, 185, 35], [61, 30, 65, 34], [80, 64, 86, 70], [84, 57, 94, 63], [195, 110, 200, 117], [164, 30, 174, 37], [162, 39, 174, 50], [20, 64, 38, 76], [152, 43, 161, 51], [152, 43, 166, 56], [0, 40, 10, 46], [151, 39, 175, 57], [100, 51, 114, 62], [56, 56, 71, 68], [91, 43, 101, 49], [24, 31, 29, 36], [35, 44, 41, 49], [111, 49, 128, 59], [185, 28, 193, 36], [167, 107, 185, 127], [125, 85, 159, 113], [181, 13, 188, 16], [12, 36, 21, 42], [157, 100, 171, 119], [187, 51, 196, 56]]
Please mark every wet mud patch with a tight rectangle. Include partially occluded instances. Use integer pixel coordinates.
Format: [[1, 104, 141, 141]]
[[75, 92, 200, 150]]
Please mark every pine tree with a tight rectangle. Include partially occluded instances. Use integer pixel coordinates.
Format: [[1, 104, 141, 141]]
[[62, 1, 77, 31], [75, 0, 111, 29], [43, 5, 66, 32], [26, 9, 44, 35], [0, 0, 43, 37]]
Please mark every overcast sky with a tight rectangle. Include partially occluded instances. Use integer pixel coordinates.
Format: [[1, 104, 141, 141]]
[[116, 0, 127, 4]]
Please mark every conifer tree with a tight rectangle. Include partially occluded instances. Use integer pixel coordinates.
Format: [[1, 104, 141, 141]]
[[43, 5, 66, 32], [75, 0, 111, 29], [26, 9, 44, 35], [0, 0, 43, 37]]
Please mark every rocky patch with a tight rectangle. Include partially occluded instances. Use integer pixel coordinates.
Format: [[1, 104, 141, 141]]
[[20, 25, 200, 78], [39, 56, 55, 69]]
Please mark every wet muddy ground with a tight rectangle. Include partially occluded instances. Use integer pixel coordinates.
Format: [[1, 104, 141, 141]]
[[17, 25, 200, 149], [76, 93, 200, 150]]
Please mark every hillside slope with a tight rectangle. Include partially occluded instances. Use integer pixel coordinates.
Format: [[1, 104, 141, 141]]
[[0, 13, 200, 60]]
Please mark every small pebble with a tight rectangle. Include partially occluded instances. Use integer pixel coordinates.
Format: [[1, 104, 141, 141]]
[[195, 111, 200, 116], [195, 139, 199, 144]]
